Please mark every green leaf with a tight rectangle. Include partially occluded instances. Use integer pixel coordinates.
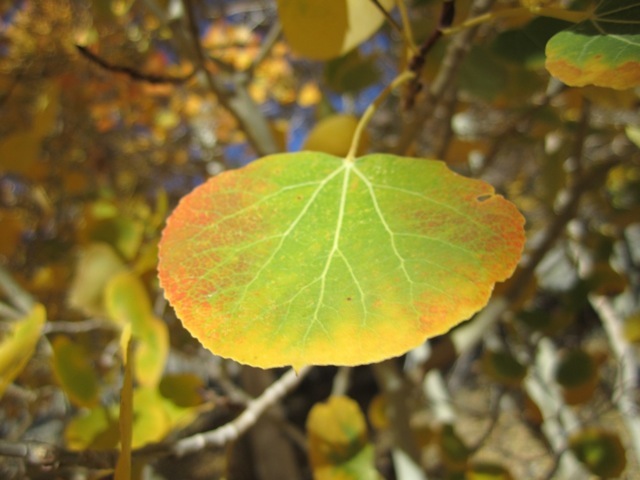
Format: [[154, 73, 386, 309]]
[[545, 1, 640, 89], [276, 0, 394, 60], [158, 153, 525, 369], [51, 336, 100, 407], [569, 428, 627, 478], [492, 17, 570, 69], [459, 46, 509, 101], [0, 304, 46, 397], [438, 424, 470, 471], [324, 50, 382, 94], [481, 349, 527, 387], [307, 395, 380, 480]]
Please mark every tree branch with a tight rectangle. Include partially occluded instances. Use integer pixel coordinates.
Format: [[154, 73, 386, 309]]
[[180, 0, 279, 157], [170, 366, 310, 457], [0, 264, 35, 316], [0, 367, 310, 473]]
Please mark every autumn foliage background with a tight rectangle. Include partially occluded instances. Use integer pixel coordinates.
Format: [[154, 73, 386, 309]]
[[1, 0, 640, 479]]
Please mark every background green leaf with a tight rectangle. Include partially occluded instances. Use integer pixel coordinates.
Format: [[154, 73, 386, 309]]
[[51, 336, 100, 407], [545, 1, 640, 89], [158, 153, 525, 369]]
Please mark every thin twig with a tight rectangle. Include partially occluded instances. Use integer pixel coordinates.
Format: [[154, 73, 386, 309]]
[[0, 264, 35, 315], [42, 318, 117, 334], [475, 81, 566, 177], [170, 366, 310, 456], [331, 366, 352, 396], [0, 300, 22, 319], [372, 359, 420, 472], [395, 0, 495, 153], [346, 71, 415, 161], [590, 295, 640, 462], [247, 20, 282, 76], [0, 367, 311, 471], [395, 0, 416, 56], [180, 0, 278, 156], [369, 0, 404, 37], [75, 45, 195, 84], [525, 338, 586, 478]]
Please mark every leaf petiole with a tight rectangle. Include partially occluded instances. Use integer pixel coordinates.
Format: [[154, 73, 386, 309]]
[[345, 71, 415, 163]]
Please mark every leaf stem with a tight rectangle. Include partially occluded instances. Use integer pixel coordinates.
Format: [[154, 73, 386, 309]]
[[345, 71, 415, 163], [441, 6, 590, 35], [395, 0, 418, 54]]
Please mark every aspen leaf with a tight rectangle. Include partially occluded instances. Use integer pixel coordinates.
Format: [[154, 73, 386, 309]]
[[307, 395, 380, 480], [0, 304, 45, 397], [158, 153, 525, 369], [545, 1, 640, 89], [276, 0, 394, 60]]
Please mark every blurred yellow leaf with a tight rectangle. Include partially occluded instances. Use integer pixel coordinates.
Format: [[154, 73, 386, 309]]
[[626, 126, 640, 149], [367, 394, 389, 430], [276, 0, 394, 60], [65, 405, 120, 451], [303, 114, 368, 157], [64, 382, 199, 452], [105, 272, 168, 387], [0, 303, 46, 397], [623, 311, 640, 344], [105, 272, 153, 328], [307, 395, 380, 480], [298, 82, 322, 107], [68, 243, 127, 316], [130, 388, 172, 448], [133, 315, 168, 387]]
